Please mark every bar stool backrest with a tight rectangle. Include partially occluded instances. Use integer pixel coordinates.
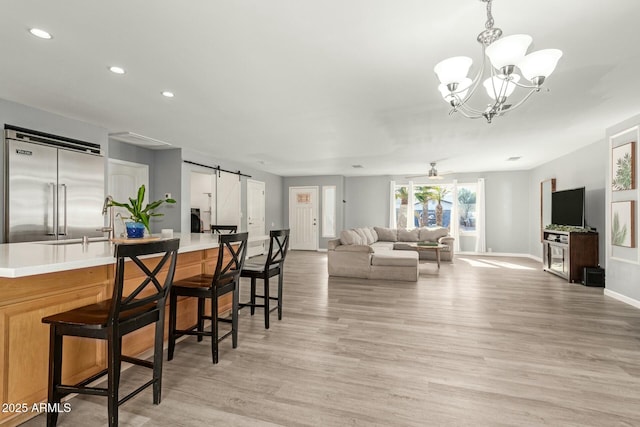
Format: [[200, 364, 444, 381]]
[[110, 238, 180, 324], [265, 229, 290, 269], [215, 232, 249, 286], [211, 225, 238, 234]]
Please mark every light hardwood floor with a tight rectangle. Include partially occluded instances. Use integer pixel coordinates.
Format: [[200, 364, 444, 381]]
[[23, 252, 640, 426]]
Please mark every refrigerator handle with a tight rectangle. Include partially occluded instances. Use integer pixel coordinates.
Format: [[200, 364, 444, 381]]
[[48, 182, 57, 236], [60, 184, 68, 236]]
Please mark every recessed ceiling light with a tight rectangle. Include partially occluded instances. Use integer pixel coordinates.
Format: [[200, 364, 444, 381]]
[[29, 28, 52, 39], [109, 66, 125, 75], [161, 91, 174, 98]]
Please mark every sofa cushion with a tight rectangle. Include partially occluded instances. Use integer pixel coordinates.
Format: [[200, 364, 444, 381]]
[[419, 227, 449, 242], [397, 228, 420, 242], [371, 241, 395, 251], [374, 226, 397, 242], [371, 251, 418, 267], [353, 228, 368, 244], [360, 227, 375, 244], [340, 229, 362, 245], [368, 227, 378, 242], [335, 244, 374, 253]]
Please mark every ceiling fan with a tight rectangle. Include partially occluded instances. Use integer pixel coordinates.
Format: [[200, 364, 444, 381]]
[[405, 162, 451, 180]]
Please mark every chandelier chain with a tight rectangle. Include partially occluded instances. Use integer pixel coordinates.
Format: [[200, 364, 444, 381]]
[[485, 0, 494, 30]]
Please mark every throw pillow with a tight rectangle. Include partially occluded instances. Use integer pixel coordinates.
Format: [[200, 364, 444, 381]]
[[340, 229, 361, 245], [360, 227, 375, 245], [419, 227, 449, 242], [374, 226, 398, 242], [398, 228, 420, 242], [354, 228, 368, 244], [368, 227, 378, 242]]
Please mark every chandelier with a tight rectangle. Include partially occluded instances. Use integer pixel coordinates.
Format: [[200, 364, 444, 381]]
[[434, 0, 562, 123]]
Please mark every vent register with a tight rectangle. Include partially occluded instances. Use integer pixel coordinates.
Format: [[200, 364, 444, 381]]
[[108, 132, 171, 148]]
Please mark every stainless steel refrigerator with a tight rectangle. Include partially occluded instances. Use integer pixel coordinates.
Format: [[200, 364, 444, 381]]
[[4, 128, 105, 243]]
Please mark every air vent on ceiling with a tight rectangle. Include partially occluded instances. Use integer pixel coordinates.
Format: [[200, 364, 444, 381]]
[[507, 156, 522, 161], [109, 132, 172, 148], [352, 164, 364, 169]]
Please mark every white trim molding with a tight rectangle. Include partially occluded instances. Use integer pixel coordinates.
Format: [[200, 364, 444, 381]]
[[604, 288, 640, 310]]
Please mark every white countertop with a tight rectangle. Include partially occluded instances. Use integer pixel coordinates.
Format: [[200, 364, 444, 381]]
[[0, 233, 222, 278]]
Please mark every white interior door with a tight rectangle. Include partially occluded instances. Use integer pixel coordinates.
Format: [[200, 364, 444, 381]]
[[108, 159, 149, 238], [289, 186, 318, 250], [247, 179, 266, 257]]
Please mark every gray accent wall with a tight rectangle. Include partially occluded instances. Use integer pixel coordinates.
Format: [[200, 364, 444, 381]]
[[344, 176, 391, 229], [108, 140, 156, 197], [0, 98, 108, 242], [108, 140, 182, 233], [605, 113, 640, 303], [528, 139, 607, 265], [151, 149, 183, 232], [283, 175, 345, 249]]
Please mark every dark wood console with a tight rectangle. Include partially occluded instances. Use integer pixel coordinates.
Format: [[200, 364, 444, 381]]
[[543, 230, 599, 283]]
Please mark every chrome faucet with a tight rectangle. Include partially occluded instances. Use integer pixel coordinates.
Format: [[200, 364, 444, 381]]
[[98, 195, 115, 240]]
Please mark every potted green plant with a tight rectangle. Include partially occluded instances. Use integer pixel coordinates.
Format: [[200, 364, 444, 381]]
[[108, 185, 176, 238]]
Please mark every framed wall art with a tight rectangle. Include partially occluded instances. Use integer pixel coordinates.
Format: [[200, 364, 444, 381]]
[[611, 201, 636, 248], [612, 141, 636, 191]]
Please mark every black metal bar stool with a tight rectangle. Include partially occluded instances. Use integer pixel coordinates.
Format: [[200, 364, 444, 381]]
[[210, 225, 238, 234], [239, 229, 290, 329], [168, 232, 248, 363], [41, 238, 180, 427]]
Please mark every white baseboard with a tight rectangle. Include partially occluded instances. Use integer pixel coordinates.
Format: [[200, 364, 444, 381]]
[[317, 248, 328, 252], [604, 289, 640, 310]]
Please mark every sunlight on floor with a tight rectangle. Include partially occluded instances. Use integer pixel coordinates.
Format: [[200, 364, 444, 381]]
[[480, 259, 536, 270], [456, 257, 535, 270]]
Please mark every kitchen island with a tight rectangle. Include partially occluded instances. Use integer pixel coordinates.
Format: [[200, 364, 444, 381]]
[[0, 233, 224, 426]]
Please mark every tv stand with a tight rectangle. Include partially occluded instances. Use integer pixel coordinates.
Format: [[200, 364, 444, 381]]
[[543, 230, 598, 283]]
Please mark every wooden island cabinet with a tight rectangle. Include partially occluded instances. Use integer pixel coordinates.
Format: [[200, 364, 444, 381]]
[[0, 234, 227, 426]]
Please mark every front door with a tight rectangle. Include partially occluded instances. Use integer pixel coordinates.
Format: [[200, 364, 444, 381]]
[[289, 186, 318, 250], [247, 179, 266, 257]]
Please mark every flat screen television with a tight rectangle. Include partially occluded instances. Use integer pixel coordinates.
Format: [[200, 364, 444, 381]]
[[551, 187, 585, 227]]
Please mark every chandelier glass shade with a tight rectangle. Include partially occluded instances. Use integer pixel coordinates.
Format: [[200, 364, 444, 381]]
[[434, 0, 562, 123]]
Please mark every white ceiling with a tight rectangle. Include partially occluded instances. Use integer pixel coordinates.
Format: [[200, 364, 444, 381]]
[[1, 0, 639, 177]]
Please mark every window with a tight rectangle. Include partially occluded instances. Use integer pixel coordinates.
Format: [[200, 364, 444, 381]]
[[413, 185, 453, 228], [322, 186, 336, 238], [457, 184, 477, 233], [394, 185, 409, 228], [392, 182, 477, 233]]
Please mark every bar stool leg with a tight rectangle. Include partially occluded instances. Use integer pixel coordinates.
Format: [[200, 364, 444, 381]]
[[232, 286, 239, 348], [264, 275, 270, 329], [197, 298, 205, 342], [250, 277, 256, 316], [277, 272, 284, 320], [212, 290, 219, 364], [107, 334, 122, 427], [152, 314, 164, 404], [46, 326, 63, 427], [168, 289, 177, 361]]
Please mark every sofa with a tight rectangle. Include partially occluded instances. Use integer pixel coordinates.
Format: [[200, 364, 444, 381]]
[[327, 226, 455, 282]]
